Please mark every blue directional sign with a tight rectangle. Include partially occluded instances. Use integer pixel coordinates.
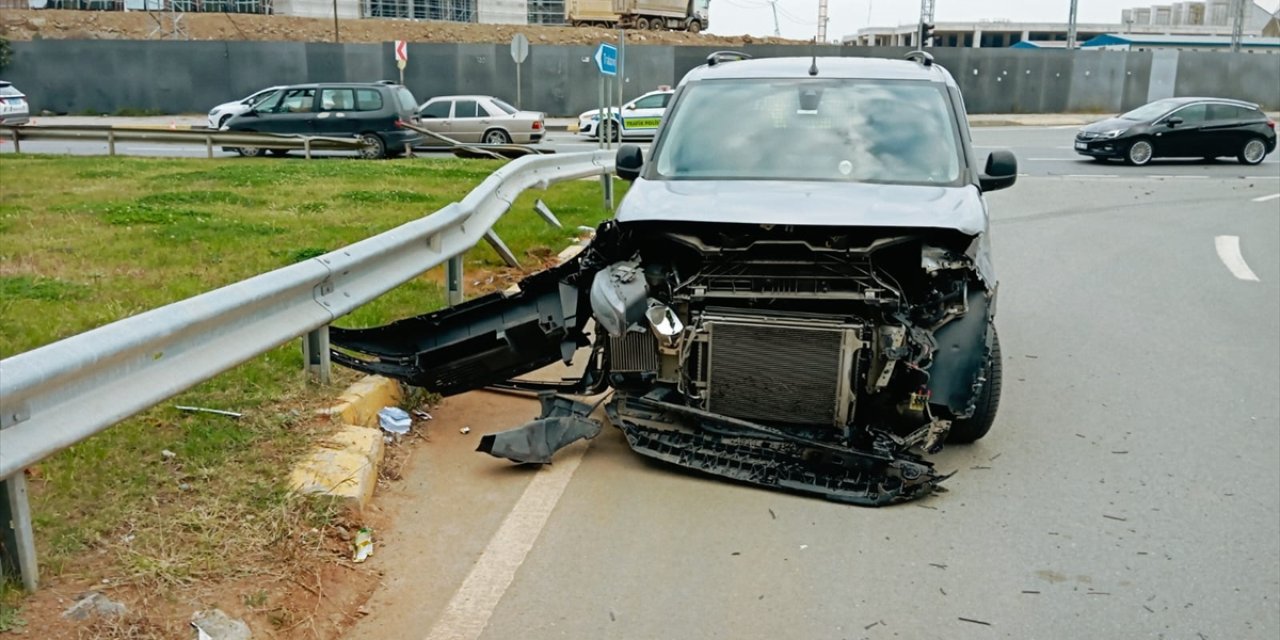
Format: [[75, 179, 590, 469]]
[[594, 42, 618, 76]]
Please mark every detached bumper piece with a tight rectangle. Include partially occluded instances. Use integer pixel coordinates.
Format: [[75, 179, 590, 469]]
[[607, 396, 945, 507], [329, 258, 588, 396], [477, 393, 603, 464]]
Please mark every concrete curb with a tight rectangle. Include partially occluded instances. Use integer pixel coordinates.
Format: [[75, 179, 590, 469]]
[[290, 375, 403, 510]]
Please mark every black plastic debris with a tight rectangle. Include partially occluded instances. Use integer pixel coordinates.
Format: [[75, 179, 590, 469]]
[[476, 392, 603, 464]]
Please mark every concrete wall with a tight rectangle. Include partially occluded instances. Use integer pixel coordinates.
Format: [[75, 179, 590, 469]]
[[4, 40, 1278, 116]]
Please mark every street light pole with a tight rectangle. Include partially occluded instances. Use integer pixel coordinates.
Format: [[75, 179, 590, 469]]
[[1066, 0, 1079, 49], [1229, 0, 1246, 53], [332, 0, 340, 43]]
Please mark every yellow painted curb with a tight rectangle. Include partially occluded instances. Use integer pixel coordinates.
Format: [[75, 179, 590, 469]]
[[566, 123, 580, 133], [319, 375, 403, 428], [294, 374, 404, 510], [289, 424, 385, 509]]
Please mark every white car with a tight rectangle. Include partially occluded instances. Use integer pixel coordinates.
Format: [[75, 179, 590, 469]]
[[207, 86, 284, 129], [0, 81, 30, 126], [577, 89, 673, 141], [417, 95, 546, 145]]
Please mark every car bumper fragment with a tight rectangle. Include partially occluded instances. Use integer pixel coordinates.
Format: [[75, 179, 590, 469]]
[[477, 393, 603, 464], [607, 395, 947, 507]]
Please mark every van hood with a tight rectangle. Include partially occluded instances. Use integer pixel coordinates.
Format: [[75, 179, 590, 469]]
[[615, 178, 988, 236]]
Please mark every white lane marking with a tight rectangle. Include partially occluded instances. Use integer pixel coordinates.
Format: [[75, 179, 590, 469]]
[[424, 444, 587, 640], [1251, 193, 1280, 203], [1026, 157, 1072, 161], [1061, 174, 1118, 178], [1215, 235, 1260, 282]]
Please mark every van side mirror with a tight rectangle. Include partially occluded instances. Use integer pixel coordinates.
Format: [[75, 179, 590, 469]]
[[617, 144, 643, 181], [979, 150, 1017, 192]]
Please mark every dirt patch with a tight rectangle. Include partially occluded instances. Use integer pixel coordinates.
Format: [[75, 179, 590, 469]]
[[2, 9, 808, 46], [5, 429, 409, 640]]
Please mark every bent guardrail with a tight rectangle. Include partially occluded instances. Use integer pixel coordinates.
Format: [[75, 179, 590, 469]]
[[0, 150, 616, 591], [1, 125, 365, 158]]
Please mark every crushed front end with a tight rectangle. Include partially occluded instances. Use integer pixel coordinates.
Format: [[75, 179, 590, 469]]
[[331, 220, 998, 507]]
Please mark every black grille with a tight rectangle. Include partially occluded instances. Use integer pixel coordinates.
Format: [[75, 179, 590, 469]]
[[708, 322, 843, 425]]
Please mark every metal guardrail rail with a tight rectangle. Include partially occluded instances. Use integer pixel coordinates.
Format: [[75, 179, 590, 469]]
[[2, 125, 365, 158], [0, 150, 616, 591]]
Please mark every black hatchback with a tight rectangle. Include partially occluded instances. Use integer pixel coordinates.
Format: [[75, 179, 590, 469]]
[[1075, 97, 1276, 166], [224, 82, 423, 159]]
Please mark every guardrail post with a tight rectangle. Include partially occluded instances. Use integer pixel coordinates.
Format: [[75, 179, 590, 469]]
[[404, 142, 413, 158], [483, 230, 520, 268], [533, 199, 563, 229], [0, 473, 39, 592], [302, 326, 331, 384], [205, 135, 213, 159], [107, 130, 116, 156], [12, 127, 21, 153], [446, 256, 464, 306], [304, 139, 312, 160]]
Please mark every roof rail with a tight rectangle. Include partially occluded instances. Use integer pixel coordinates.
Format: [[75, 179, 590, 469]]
[[904, 50, 934, 67], [706, 50, 753, 66]]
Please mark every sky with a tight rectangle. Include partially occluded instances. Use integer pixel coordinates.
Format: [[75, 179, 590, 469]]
[[707, 0, 1280, 41]]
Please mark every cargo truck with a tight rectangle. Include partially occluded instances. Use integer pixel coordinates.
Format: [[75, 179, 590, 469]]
[[566, 0, 709, 32], [566, 0, 621, 27], [614, 0, 709, 32]]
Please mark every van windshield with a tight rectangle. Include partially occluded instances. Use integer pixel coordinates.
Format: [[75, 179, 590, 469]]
[[652, 78, 964, 185]]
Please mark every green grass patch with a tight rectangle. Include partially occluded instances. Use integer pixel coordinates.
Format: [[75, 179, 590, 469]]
[[137, 190, 262, 208], [341, 189, 437, 204], [0, 275, 89, 301], [0, 581, 24, 633], [0, 153, 622, 593], [100, 203, 205, 225]]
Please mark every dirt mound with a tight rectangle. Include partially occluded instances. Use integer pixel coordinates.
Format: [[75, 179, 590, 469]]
[[1, 9, 808, 46]]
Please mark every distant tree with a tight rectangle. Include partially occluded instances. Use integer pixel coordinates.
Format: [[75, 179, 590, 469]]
[[0, 37, 11, 72]]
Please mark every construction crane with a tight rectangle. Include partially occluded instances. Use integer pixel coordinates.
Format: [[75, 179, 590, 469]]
[[817, 0, 829, 42]]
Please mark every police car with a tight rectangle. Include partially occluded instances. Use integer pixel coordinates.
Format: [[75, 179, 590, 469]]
[[576, 88, 673, 141]]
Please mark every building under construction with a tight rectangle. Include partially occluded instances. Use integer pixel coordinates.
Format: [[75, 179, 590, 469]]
[[845, 0, 1275, 48], [16, 0, 571, 24]]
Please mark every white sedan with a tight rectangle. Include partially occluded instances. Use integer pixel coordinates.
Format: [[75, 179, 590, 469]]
[[207, 86, 284, 129], [577, 89, 673, 141]]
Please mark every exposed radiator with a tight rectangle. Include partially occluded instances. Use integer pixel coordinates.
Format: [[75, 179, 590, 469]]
[[610, 331, 660, 373], [704, 317, 860, 426]]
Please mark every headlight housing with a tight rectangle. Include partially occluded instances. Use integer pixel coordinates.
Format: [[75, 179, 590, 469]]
[[1100, 128, 1128, 139]]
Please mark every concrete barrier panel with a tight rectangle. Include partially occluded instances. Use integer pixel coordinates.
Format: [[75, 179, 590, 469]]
[[1174, 52, 1280, 109], [5, 40, 1276, 116], [1066, 51, 1128, 114]]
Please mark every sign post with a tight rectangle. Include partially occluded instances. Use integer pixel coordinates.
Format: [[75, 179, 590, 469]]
[[394, 40, 408, 86], [510, 33, 530, 109], [593, 42, 619, 210]]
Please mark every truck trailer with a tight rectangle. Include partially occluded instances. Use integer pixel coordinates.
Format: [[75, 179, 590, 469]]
[[566, 0, 709, 32]]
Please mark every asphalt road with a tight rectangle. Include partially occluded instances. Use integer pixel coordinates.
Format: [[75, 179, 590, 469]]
[[337, 157, 1280, 638], [3, 124, 1278, 180]]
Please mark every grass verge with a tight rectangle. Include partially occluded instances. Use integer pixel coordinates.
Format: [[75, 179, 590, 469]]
[[0, 153, 624, 632]]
